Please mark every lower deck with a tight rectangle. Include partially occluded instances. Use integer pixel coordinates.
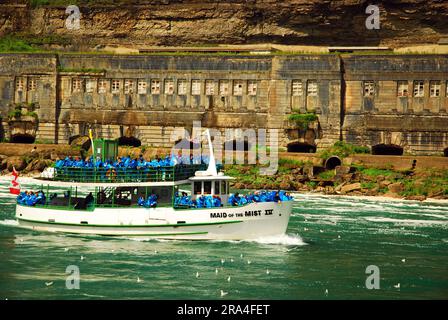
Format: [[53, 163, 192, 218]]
[[15, 201, 293, 240]]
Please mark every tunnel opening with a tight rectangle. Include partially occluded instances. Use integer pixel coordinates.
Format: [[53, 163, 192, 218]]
[[174, 139, 201, 151], [10, 134, 35, 144], [444, 147, 448, 157], [118, 136, 141, 147], [224, 140, 251, 152], [325, 156, 342, 170], [372, 144, 403, 156], [287, 142, 316, 153]]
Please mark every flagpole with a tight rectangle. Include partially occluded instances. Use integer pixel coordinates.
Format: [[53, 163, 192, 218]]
[[89, 129, 95, 166]]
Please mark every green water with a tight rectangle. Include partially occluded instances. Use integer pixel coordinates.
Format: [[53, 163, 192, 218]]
[[0, 178, 447, 299]]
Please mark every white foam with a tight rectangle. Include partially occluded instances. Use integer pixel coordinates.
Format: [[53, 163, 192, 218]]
[[364, 216, 448, 227], [248, 233, 307, 246], [0, 219, 19, 226]]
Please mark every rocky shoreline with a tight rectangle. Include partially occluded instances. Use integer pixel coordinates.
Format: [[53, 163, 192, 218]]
[[1, 146, 447, 202], [226, 160, 448, 201]]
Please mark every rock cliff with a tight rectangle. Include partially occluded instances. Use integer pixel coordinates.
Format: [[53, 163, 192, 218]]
[[1, 0, 447, 48]]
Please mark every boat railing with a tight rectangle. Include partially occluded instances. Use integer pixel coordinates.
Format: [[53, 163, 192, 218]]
[[51, 164, 207, 183]]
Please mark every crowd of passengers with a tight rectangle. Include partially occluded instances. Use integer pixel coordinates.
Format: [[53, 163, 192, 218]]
[[174, 190, 293, 208], [137, 194, 159, 208], [55, 154, 211, 170], [16, 190, 47, 206], [17, 189, 293, 208], [174, 192, 223, 208]]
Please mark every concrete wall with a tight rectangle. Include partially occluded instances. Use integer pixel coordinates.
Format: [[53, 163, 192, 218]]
[[0, 53, 447, 155], [342, 55, 448, 155]]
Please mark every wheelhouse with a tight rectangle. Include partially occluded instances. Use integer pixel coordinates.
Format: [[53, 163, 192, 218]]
[[189, 175, 233, 204]]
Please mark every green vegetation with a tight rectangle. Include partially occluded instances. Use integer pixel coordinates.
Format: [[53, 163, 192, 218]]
[[8, 108, 23, 119], [0, 36, 36, 53], [361, 181, 376, 190], [278, 158, 306, 168], [306, 181, 317, 188], [0, 34, 73, 53], [34, 139, 54, 144], [319, 141, 370, 159], [7, 104, 39, 120], [287, 113, 318, 130], [400, 169, 448, 197], [318, 170, 335, 180], [355, 166, 395, 178]]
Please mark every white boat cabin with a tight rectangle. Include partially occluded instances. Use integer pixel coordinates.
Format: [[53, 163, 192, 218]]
[[189, 175, 234, 204]]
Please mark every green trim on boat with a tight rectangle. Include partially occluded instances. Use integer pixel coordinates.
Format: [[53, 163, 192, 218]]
[[101, 232, 209, 237], [17, 217, 243, 228]]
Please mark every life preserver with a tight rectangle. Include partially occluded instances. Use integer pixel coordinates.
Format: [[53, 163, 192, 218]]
[[106, 168, 117, 181]]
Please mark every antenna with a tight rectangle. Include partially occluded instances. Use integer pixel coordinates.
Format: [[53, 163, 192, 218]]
[[194, 129, 218, 177], [205, 129, 218, 176]]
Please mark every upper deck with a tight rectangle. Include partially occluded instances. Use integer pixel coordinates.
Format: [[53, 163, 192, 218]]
[[42, 164, 208, 185]]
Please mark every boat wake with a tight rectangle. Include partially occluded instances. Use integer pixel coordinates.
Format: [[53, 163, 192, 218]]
[[0, 219, 19, 227], [247, 233, 307, 246]]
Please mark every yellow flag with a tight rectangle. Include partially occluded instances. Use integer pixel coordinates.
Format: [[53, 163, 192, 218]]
[[89, 129, 93, 141]]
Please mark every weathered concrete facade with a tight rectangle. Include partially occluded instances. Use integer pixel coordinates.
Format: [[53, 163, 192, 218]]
[[342, 55, 448, 155], [0, 53, 447, 155]]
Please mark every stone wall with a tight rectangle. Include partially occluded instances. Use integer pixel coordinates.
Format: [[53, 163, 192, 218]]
[[342, 55, 448, 155], [0, 53, 447, 155]]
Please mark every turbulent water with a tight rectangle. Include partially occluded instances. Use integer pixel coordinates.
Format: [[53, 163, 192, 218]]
[[0, 177, 447, 299]]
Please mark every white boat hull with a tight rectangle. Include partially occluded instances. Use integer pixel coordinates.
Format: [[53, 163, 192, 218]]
[[15, 201, 293, 240]]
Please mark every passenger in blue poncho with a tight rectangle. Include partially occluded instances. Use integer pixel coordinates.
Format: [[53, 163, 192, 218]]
[[212, 195, 222, 207], [137, 196, 145, 206], [35, 191, 46, 205], [196, 195, 205, 208], [228, 193, 241, 206], [144, 194, 158, 208], [279, 191, 293, 201], [204, 196, 213, 208]]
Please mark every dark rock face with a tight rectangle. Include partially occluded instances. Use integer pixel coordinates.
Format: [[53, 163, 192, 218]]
[[1, 1, 447, 47]]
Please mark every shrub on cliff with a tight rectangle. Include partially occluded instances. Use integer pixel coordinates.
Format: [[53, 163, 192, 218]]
[[319, 141, 370, 159], [0, 36, 35, 52], [287, 113, 318, 130]]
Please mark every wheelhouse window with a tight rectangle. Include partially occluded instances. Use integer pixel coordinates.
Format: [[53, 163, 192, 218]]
[[397, 81, 408, 97], [194, 181, 202, 195], [413, 81, 424, 97], [214, 181, 220, 194], [203, 181, 212, 194], [430, 81, 441, 97]]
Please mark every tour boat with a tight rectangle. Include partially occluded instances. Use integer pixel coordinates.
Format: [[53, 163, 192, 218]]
[[14, 132, 293, 240]]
